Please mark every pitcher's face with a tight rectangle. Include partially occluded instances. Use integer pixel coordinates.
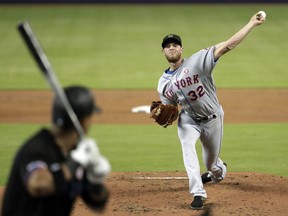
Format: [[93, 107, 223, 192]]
[[162, 43, 183, 63]]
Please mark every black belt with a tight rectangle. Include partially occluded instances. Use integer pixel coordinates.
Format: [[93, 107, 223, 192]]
[[193, 114, 217, 123]]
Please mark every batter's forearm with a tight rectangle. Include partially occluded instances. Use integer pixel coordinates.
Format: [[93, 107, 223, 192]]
[[27, 164, 72, 197]]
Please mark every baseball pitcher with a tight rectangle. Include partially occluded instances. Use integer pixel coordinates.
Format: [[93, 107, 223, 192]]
[[151, 11, 266, 209]]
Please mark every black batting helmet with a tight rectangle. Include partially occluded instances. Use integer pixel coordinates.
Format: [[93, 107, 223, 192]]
[[52, 86, 101, 130]]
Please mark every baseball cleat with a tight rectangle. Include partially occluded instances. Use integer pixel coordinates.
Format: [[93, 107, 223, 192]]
[[201, 162, 227, 184], [190, 196, 206, 210], [201, 172, 212, 184]]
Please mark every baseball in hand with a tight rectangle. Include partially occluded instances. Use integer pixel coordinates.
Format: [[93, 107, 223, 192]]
[[257, 11, 266, 20]]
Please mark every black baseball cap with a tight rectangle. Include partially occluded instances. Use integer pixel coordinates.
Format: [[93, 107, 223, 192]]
[[161, 34, 182, 48]]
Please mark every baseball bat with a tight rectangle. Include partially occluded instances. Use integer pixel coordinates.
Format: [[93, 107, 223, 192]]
[[17, 21, 85, 139]]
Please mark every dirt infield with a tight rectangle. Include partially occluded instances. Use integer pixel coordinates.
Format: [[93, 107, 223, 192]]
[[1, 89, 288, 215], [1, 89, 288, 124]]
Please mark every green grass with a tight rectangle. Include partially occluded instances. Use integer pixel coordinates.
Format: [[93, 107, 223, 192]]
[[1, 4, 287, 188], [0, 4, 288, 89], [1, 123, 288, 186], [221, 123, 288, 176]]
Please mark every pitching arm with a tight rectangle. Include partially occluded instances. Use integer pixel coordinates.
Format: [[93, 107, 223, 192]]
[[213, 11, 266, 61]]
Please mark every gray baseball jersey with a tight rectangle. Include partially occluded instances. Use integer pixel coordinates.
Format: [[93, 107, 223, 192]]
[[157, 46, 224, 119], [157, 45, 227, 197]]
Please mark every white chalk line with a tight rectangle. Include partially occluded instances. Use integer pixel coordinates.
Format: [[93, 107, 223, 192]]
[[131, 176, 188, 180]]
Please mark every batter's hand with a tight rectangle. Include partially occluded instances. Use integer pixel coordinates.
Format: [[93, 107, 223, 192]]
[[86, 155, 111, 184], [70, 138, 100, 167]]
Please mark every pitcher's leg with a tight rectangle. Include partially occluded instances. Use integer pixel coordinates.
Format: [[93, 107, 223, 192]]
[[201, 115, 226, 183], [178, 113, 206, 197]]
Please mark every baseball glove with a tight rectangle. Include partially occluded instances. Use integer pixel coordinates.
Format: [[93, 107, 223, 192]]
[[150, 101, 178, 128]]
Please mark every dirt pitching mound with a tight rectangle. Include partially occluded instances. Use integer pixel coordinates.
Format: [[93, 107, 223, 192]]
[[71, 172, 288, 216]]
